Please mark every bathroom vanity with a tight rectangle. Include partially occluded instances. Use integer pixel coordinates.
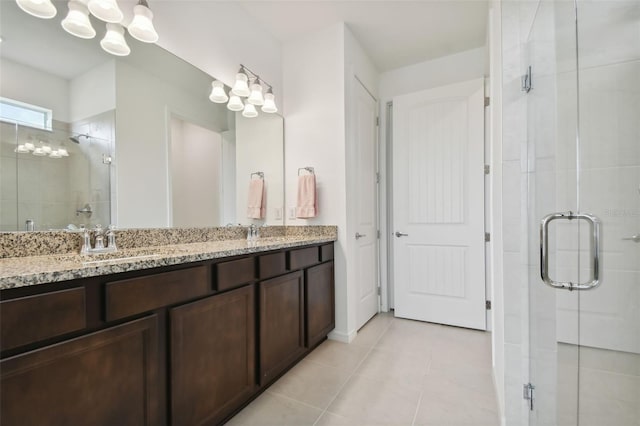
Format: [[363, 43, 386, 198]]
[[0, 229, 336, 425]]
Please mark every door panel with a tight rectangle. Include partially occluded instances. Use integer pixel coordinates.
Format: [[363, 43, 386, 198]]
[[393, 78, 486, 330], [354, 78, 379, 330]]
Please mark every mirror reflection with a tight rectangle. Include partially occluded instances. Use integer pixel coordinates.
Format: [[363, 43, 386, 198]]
[[0, 1, 284, 231]]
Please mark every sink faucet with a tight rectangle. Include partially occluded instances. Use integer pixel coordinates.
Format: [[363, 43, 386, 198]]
[[80, 224, 118, 254]]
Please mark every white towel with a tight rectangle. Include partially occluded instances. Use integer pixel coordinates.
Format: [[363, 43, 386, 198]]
[[247, 178, 265, 219], [296, 174, 317, 218]]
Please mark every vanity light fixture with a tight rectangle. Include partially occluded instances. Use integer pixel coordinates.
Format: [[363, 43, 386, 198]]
[[100, 23, 130, 56], [214, 64, 277, 117], [262, 87, 278, 114], [227, 95, 244, 112], [87, 0, 123, 23], [128, 0, 158, 43], [209, 80, 229, 103], [61, 0, 96, 39], [231, 68, 251, 97], [242, 102, 258, 118], [15, 0, 57, 19], [247, 79, 264, 106]]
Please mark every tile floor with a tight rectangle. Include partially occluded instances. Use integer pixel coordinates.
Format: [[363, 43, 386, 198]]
[[226, 312, 500, 426]]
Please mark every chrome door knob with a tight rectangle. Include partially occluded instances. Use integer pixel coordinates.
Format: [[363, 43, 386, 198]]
[[355, 232, 366, 239], [395, 231, 408, 237]]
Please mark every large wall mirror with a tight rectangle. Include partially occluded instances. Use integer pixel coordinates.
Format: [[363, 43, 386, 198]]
[[0, 1, 284, 231]]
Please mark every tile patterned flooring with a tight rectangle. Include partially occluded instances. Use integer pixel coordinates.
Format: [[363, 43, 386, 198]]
[[226, 312, 500, 426]]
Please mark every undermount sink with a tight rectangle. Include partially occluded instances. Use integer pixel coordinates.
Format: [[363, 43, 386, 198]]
[[77, 247, 177, 266]]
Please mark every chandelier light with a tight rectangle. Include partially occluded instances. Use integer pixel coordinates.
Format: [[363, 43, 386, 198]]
[[209, 80, 229, 103], [128, 0, 158, 43], [227, 95, 244, 112], [87, 0, 123, 23], [61, 0, 96, 39], [15, 0, 57, 19], [100, 23, 130, 56], [242, 102, 258, 118], [213, 65, 277, 118]]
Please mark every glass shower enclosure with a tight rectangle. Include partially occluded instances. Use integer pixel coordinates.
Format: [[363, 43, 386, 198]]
[[526, 0, 639, 425]]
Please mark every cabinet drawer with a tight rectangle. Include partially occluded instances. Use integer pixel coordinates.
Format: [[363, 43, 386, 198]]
[[1, 288, 86, 351], [216, 257, 256, 291], [320, 244, 334, 262], [288, 247, 319, 270], [259, 252, 286, 279], [105, 266, 208, 321]]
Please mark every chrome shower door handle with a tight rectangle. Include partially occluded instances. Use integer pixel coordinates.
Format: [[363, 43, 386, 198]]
[[540, 211, 601, 291], [355, 232, 366, 239], [622, 234, 640, 243], [395, 231, 408, 238]]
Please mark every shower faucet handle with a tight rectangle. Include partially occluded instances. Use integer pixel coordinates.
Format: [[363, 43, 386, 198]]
[[622, 234, 640, 243]]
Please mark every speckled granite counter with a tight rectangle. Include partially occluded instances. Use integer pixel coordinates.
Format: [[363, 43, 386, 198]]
[[0, 227, 337, 289]]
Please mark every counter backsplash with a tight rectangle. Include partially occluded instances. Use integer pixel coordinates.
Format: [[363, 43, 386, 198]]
[[0, 226, 338, 259]]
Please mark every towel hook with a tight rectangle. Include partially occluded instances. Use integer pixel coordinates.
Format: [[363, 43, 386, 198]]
[[251, 171, 264, 179], [298, 166, 315, 176]]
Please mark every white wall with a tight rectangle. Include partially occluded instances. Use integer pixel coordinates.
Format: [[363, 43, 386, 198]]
[[69, 61, 116, 123], [282, 23, 350, 339], [115, 61, 229, 228], [235, 113, 284, 226], [148, 1, 283, 105], [378, 47, 487, 310], [170, 118, 223, 227], [0, 58, 70, 123]]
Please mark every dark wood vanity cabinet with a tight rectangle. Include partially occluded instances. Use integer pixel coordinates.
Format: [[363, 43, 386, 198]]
[[0, 242, 335, 426], [170, 285, 256, 426], [0, 315, 160, 426], [259, 271, 306, 385], [306, 261, 335, 348]]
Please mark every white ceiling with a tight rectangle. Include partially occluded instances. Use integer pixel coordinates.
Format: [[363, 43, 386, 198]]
[[237, 0, 489, 72]]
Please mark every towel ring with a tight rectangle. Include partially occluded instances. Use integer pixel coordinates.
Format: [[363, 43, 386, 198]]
[[251, 172, 264, 179], [298, 167, 315, 176]]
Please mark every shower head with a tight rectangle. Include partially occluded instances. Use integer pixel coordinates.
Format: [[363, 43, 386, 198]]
[[69, 134, 89, 144]]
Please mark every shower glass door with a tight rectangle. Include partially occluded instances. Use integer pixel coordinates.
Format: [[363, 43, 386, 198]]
[[527, 0, 640, 425]]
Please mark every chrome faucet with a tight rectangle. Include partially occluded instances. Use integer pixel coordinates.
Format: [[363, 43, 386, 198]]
[[80, 224, 118, 254]]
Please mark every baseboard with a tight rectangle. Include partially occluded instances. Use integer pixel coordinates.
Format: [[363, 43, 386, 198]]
[[327, 329, 357, 343]]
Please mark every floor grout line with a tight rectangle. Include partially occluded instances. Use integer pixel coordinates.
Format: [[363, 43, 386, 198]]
[[312, 314, 396, 425]]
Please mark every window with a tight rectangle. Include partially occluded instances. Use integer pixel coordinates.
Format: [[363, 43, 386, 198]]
[[0, 97, 53, 131]]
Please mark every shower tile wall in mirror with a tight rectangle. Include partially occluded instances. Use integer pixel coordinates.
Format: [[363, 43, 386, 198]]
[[0, 1, 284, 231]]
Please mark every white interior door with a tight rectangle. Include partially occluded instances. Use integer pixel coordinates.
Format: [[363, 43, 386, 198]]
[[392, 79, 486, 330], [354, 79, 379, 330]]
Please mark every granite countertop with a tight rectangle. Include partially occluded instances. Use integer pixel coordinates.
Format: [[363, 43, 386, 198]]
[[0, 235, 336, 290]]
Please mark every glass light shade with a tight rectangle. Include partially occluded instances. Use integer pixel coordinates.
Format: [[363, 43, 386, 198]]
[[14, 144, 29, 153], [24, 142, 35, 151], [16, 0, 57, 19], [231, 72, 250, 97], [242, 103, 258, 118], [227, 95, 244, 112], [209, 81, 229, 103], [87, 0, 123, 23], [261, 93, 278, 113], [58, 147, 69, 156], [61, 0, 95, 39], [50, 150, 62, 158], [42, 144, 52, 154], [32, 147, 45, 156], [128, 4, 158, 43], [100, 23, 130, 56], [247, 82, 264, 106]]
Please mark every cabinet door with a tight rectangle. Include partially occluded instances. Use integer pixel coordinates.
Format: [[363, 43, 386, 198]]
[[306, 261, 335, 348], [1, 315, 159, 426], [170, 285, 256, 426], [259, 271, 305, 385]]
